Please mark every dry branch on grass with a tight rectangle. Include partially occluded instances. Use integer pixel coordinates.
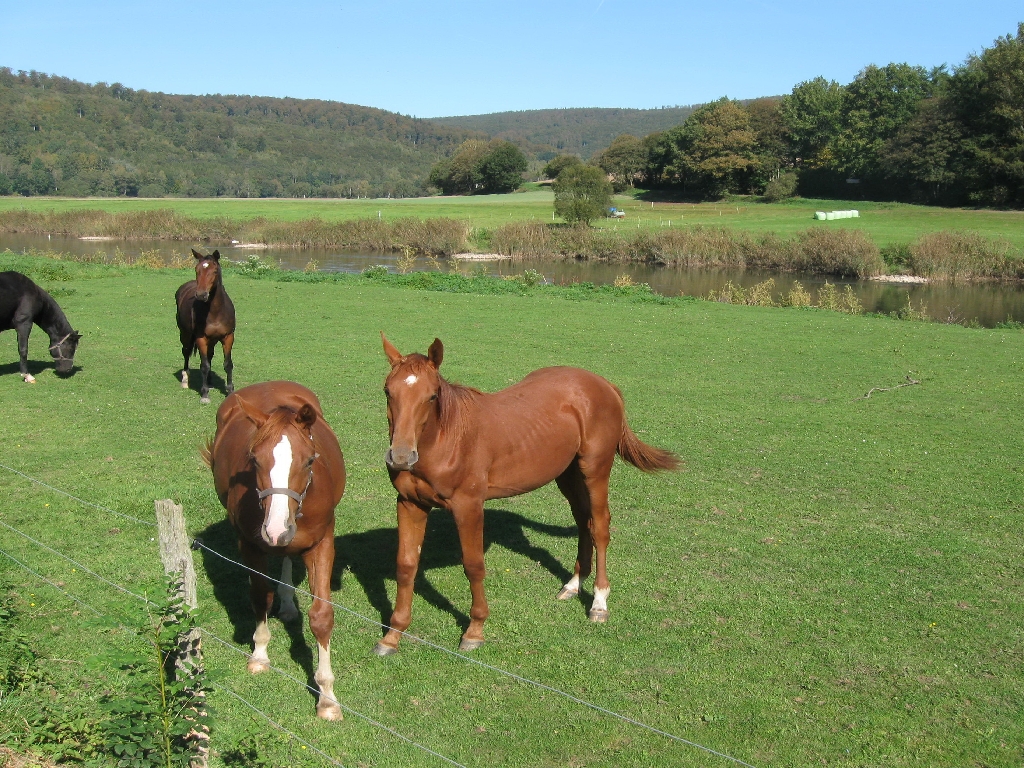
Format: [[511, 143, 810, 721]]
[[854, 376, 922, 400]]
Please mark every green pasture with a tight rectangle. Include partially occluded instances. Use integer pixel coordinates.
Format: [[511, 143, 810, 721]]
[[2, 192, 1023, 248], [0, 253, 1022, 767]]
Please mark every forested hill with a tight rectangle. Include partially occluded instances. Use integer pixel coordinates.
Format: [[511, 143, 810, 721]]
[[0, 68, 483, 198], [430, 107, 701, 159]]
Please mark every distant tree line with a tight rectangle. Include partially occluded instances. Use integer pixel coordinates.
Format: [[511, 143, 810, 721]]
[[565, 23, 1024, 207], [0, 68, 482, 198]]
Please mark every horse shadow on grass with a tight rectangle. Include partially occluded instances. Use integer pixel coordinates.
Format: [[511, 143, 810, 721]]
[[196, 508, 578, 699], [173, 367, 230, 398], [333, 508, 579, 639], [0, 360, 81, 380]]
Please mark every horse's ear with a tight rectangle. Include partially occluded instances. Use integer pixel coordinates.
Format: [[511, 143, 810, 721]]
[[295, 403, 317, 429], [234, 396, 267, 428], [381, 333, 402, 366], [191, 249, 204, 260], [71, 331, 82, 341], [427, 338, 443, 369], [211, 250, 221, 261]]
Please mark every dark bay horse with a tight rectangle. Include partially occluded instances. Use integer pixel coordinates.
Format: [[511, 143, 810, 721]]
[[0, 271, 81, 382], [376, 335, 679, 655], [203, 381, 346, 719], [176, 249, 235, 403]]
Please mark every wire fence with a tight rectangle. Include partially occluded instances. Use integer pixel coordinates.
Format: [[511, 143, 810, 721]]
[[0, 518, 466, 768], [0, 463, 759, 768]]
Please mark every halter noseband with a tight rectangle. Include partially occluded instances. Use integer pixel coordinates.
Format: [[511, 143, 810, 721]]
[[49, 333, 74, 361], [256, 453, 319, 520]]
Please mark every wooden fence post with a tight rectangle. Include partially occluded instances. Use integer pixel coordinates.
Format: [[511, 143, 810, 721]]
[[155, 499, 208, 768]]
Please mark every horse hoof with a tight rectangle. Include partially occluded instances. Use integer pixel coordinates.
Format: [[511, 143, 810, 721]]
[[589, 608, 609, 623], [23, 375, 36, 384], [556, 587, 578, 601], [200, 396, 211, 404], [458, 638, 485, 652], [373, 642, 398, 657], [247, 659, 270, 674], [317, 704, 343, 721]]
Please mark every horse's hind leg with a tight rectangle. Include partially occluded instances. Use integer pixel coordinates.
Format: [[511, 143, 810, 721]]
[[276, 557, 300, 623], [580, 462, 614, 622], [555, 459, 593, 601], [221, 333, 235, 395], [240, 541, 273, 673], [195, 337, 213, 403], [302, 535, 341, 720]]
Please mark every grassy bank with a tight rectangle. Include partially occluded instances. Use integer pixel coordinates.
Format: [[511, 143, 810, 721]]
[[0, 253, 1022, 767], [2, 192, 1024, 247]]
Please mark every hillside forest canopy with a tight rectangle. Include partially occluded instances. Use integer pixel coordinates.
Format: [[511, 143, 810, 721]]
[[0, 21, 1022, 207]]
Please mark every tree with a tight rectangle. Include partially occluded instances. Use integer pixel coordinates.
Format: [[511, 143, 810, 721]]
[[946, 22, 1024, 205], [833, 63, 936, 181], [553, 165, 612, 225], [542, 154, 582, 179], [781, 77, 845, 167], [744, 98, 792, 190], [477, 141, 527, 193], [664, 99, 759, 198], [592, 134, 646, 191]]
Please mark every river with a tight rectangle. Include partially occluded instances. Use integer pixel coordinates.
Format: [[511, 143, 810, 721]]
[[4, 233, 1024, 327]]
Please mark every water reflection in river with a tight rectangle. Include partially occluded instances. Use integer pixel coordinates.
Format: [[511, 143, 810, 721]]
[[4, 233, 1024, 327]]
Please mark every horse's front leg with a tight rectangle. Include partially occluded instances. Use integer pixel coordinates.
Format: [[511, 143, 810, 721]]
[[15, 322, 35, 383], [195, 337, 213, 403], [375, 498, 429, 656], [451, 496, 489, 651], [302, 535, 341, 720], [221, 332, 235, 395], [239, 540, 273, 673]]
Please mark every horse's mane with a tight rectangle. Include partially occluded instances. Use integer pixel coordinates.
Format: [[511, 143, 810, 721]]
[[437, 375, 481, 443]]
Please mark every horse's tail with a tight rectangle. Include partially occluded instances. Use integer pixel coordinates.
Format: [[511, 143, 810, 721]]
[[200, 437, 214, 469], [617, 422, 680, 472]]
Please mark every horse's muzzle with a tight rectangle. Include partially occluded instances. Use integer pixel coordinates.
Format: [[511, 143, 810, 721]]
[[261, 521, 297, 547], [385, 446, 418, 471], [54, 359, 75, 376], [196, 290, 211, 302]]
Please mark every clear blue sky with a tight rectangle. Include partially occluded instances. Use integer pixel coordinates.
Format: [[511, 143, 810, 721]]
[[2, 1, 1021, 118]]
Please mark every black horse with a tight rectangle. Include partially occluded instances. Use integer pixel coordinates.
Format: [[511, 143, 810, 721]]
[[0, 271, 81, 382]]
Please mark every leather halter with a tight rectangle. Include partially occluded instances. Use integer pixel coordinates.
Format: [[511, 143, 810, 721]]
[[49, 333, 74, 361], [256, 453, 318, 520]]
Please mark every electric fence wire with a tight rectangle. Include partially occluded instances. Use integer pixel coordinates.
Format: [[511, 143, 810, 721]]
[[195, 543, 759, 768], [1, 466, 759, 768], [0, 462, 157, 527], [0, 519, 469, 768], [0, 544, 347, 768], [199, 629, 469, 768]]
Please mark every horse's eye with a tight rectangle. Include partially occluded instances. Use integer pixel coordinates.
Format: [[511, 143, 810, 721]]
[[383, 388, 390, 398], [429, 392, 438, 402]]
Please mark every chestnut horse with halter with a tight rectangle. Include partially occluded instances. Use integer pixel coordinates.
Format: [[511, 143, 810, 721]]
[[203, 381, 346, 719], [176, 249, 235, 403], [376, 335, 678, 655]]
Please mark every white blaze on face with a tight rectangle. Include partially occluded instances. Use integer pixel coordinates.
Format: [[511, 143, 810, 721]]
[[404, 374, 418, 386], [265, 435, 293, 543]]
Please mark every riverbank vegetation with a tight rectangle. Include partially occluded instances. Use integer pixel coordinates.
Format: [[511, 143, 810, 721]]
[[3, 204, 1023, 282], [1, 251, 1021, 766]]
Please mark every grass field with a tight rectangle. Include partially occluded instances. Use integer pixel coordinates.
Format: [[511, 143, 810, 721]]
[[2, 192, 1023, 248], [0, 252, 1022, 767]]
